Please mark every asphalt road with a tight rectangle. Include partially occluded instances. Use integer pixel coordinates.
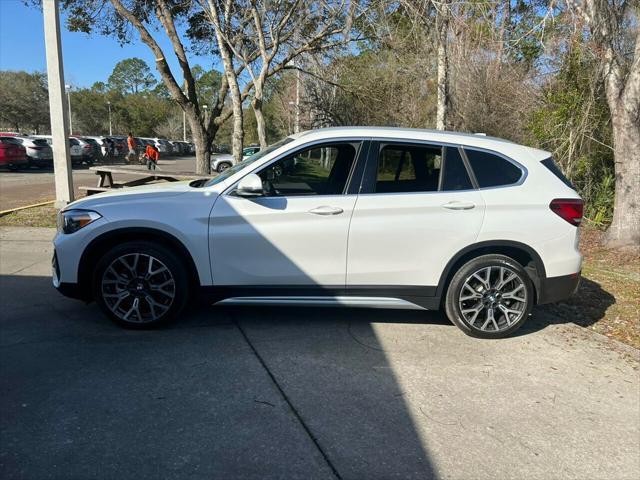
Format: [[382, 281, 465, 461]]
[[1, 227, 639, 479], [0, 156, 201, 210]]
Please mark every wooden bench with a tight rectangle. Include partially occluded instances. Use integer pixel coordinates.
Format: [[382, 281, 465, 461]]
[[85, 166, 213, 195]]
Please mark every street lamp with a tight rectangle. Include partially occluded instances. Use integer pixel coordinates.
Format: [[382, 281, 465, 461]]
[[64, 84, 72, 134], [107, 101, 112, 136], [202, 104, 208, 123]]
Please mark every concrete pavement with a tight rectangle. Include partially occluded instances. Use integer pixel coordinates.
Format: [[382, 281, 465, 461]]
[[1, 227, 638, 479]]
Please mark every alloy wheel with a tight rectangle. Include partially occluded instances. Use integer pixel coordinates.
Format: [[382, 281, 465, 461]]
[[458, 265, 528, 333], [101, 253, 175, 323]]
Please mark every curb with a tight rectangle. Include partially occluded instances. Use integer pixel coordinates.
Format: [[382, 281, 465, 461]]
[[0, 200, 55, 217]]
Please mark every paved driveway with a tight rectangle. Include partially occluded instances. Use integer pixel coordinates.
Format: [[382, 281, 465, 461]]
[[1, 227, 638, 479]]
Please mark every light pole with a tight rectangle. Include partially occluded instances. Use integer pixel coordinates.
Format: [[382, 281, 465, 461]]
[[203, 104, 208, 124], [65, 84, 72, 134], [107, 101, 112, 136]]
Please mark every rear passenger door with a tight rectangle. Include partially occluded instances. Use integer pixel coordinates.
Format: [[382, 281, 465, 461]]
[[346, 141, 485, 292]]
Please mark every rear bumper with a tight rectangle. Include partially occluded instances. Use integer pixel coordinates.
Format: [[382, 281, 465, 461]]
[[537, 272, 581, 304]]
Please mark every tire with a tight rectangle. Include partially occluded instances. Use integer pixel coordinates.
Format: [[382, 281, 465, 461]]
[[93, 241, 190, 328], [217, 162, 232, 173], [444, 254, 534, 339]]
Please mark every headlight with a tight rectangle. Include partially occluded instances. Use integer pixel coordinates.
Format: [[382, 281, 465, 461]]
[[57, 209, 102, 234]]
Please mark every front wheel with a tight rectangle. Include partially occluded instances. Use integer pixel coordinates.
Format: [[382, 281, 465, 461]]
[[444, 254, 534, 338], [94, 242, 189, 328]]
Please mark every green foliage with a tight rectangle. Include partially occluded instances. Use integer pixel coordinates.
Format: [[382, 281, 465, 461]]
[[0, 70, 49, 133], [108, 58, 156, 94], [528, 44, 614, 225]]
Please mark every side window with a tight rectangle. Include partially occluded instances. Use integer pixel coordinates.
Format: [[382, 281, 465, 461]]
[[464, 148, 523, 188], [441, 147, 473, 191], [259, 143, 358, 196], [376, 144, 442, 193]]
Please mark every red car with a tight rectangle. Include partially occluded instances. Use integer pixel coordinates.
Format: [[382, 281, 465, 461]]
[[0, 137, 28, 170]]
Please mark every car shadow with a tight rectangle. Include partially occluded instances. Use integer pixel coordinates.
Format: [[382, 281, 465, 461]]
[[1, 273, 440, 479]]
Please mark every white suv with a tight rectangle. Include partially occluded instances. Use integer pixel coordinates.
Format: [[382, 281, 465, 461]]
[[53, 127, 583, 338]]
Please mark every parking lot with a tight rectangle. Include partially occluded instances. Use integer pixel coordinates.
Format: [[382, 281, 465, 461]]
[[0, 155, 199, 210], [1, 227, 638, 479]]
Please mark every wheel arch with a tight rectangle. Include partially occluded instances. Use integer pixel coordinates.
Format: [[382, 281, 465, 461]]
[[77, 227, 201, 301], [436, 240, 546, 303]]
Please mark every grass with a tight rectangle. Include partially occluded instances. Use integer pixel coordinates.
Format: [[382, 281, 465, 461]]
[[0, 205, 58, 228], [541, 225, 639, 349], [1, 205, 637, 348]]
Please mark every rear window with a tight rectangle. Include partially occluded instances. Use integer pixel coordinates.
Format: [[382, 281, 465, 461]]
[[69, 138, 79, 145], [464, 148, 523, 188], [33, 139, 49, 146], [541, 157, 574, 189]]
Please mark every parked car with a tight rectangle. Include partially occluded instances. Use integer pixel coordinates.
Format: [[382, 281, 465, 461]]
[[142, 138, 173, 155], [34, 135, 85, 166], [169, 140, 187, 155], [110, 136, 127, 157], [74, 137, 102, 163], [16, 136, 53, 168], [84, 136, 116, 158], [53, 127, 583, 336], [243, 145, 261, 157], [210, 153, 234, 173], [210, 146, 263, 172], [0, 136, 28, 170]]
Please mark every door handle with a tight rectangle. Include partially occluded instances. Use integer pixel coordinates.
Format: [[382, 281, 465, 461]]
[[442, 201, 475, 210], [308, 206, 344, 216]]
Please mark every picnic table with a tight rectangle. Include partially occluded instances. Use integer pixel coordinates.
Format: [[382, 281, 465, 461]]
[[82, 166, 213, 196]]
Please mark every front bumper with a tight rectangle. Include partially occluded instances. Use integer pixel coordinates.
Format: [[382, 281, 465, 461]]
[[537, 272, 581, 304], [53, 251, 91, 301]]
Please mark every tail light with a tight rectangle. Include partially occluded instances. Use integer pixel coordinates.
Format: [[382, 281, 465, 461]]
[[550, 198, 583, 226], [83, 145, 91, 151]]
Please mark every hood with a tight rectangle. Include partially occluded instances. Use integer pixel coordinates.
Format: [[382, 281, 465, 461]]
[[67, 180, 197, 211]]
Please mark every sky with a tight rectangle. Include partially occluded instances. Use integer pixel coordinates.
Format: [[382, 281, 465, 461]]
[[0, 0, 216, 88]]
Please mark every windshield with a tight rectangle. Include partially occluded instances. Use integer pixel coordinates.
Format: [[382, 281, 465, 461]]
[[202, 137, 294, 187]]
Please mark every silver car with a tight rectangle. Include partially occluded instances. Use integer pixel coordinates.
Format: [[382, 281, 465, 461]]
[[16, 136, 53, 168]]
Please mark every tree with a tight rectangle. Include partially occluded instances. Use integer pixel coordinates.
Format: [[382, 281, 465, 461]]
[[155, 114, 184, 139], [0, 71, 49, 133], [207, 0, 360, 149], [569, 0, 640, 249], [401, 0, 451, 130], [57, 0, 248, 174], [108, 57, 156, 94]]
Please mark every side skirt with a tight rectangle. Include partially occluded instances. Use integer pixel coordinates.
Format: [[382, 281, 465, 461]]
[[199, 285, 441, 310]]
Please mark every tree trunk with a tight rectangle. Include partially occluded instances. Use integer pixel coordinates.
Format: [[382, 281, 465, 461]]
[[184, 104, 212, 175], [218, 44, 243, 163], [605, 103, 640, 249], [435, 1, 450, 131], [191, 124, 211, 175], [252, 96, 268, 148]]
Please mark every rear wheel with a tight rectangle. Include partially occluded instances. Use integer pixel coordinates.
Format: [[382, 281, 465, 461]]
[[94, 242, 189, 328], [217, 162, 232, 173], [444, 254, 533, 338]]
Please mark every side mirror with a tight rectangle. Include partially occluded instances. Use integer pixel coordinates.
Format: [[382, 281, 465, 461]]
[[235, 173, 263, 197]]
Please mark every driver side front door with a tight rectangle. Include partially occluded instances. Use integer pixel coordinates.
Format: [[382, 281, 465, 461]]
[[209, 140, 365, 288]]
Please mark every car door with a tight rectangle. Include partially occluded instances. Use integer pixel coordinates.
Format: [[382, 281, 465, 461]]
[[346, 141, 485, 293], [209, 140, 365, 287]]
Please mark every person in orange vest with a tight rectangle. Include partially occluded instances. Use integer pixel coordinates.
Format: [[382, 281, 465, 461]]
[[144, 143, 160, 170], [126, 133, 137, 164]]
